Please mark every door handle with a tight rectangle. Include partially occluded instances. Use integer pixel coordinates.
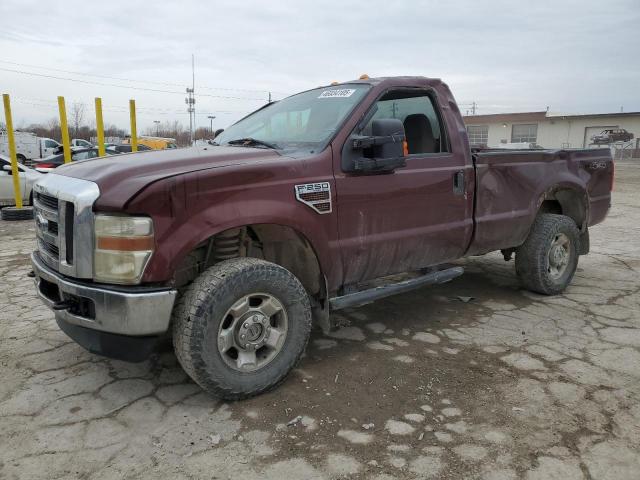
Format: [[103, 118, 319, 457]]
[[453, 170, 465, 195]]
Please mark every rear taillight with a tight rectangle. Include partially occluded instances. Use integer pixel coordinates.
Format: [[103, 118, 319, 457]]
[[37, 163, 56, 169]]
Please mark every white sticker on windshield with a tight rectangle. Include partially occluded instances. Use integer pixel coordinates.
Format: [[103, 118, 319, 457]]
[[318, 89, 356, 99]]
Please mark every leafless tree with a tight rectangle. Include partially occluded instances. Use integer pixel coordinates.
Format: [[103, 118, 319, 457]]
[[70, 102, 85, 138], [143, 120, 191, 146], [46, 118, 61, 141]]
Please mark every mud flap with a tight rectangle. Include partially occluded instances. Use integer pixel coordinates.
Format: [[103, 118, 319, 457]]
[[579, 228, 590, 255], [312, 301, 331, 335]]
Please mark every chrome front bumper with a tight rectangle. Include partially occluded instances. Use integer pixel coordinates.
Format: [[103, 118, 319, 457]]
[[31, 252, 177, 336]]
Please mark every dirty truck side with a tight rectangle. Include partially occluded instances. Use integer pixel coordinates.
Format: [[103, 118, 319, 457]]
[[30, 76, 613, 399]]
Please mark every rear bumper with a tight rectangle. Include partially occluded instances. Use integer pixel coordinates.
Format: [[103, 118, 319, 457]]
[[31, 252, 177, 337]]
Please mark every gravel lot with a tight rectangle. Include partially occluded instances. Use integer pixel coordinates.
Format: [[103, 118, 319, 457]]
[[1, 162, 639, 480]]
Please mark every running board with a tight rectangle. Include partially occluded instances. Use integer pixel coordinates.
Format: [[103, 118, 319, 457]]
[[329, 266, 464, 311]]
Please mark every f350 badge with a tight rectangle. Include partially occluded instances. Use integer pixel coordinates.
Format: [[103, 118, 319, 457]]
[[295, 182, 332, 214]]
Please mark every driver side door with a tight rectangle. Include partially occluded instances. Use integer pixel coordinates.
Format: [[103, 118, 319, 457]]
[[334, 89, 473, 285]]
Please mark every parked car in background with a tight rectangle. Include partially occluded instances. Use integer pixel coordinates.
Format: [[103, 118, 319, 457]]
[[0, 131, 61, 165], [33, 147, 119, 173], [106, 143, 152, 154], [591, 128, 634, 144], [0, 154, 42, 205], [71, 139, 94, 148], [123, 136, 178, 150]]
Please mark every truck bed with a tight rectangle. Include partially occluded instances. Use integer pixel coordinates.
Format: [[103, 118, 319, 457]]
[[467, 148, 613, 256]]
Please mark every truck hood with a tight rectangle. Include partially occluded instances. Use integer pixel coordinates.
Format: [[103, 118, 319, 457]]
[[55, 145, 280, 208]]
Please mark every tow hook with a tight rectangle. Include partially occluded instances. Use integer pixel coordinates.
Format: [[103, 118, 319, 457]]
[[52, 300, 77, 311]]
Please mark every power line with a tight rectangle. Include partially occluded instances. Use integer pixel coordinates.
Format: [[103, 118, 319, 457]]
[[0, 67, 271, 101], [10, 97, 246, 116], [0, 59, 290, 96]]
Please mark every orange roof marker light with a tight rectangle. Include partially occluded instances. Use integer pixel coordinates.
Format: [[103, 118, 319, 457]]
[[359, 74, 370, 80], [331, 81, 339, 85]]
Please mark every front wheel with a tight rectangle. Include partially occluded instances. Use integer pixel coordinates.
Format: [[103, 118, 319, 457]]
[[172, 257, 312, 400], [515, 214, 580, 295]]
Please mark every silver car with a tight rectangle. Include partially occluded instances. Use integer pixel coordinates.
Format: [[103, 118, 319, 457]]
[[0, 154, 42, 206]]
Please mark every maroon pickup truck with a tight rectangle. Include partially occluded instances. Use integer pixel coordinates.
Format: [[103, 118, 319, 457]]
[[30, 76, 613, 399]]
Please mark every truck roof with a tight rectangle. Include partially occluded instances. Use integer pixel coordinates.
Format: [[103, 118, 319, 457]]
[[328, 75, 445, 89]]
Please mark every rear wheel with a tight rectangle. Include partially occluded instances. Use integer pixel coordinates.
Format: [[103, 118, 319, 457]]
[[172, 257, 311, 399], [515, 214, 580, 295]]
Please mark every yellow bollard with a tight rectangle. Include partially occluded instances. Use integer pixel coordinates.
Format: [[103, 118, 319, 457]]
[[129, 99, 138, 153], [57, 96, 72, 164], [2, 94, 23, 209], [95, 97, 106, 157]]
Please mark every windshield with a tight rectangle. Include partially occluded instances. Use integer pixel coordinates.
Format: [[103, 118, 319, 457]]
[[214, 84, 371, 153]]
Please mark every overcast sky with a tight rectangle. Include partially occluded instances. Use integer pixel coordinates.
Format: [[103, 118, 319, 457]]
[[1, 0, 639, 131]]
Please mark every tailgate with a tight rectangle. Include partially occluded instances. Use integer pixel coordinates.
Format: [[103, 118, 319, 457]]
[[569, 148, 613, 226]]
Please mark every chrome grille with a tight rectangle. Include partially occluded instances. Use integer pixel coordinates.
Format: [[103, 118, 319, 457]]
[[34, 193, 61, 270], [38, 238, 59, 258], [32, 174, 100, 279], [35, 192, 59, 210]]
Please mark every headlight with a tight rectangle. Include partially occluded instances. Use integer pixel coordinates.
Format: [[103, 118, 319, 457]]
[[93, 215, 154, 284]]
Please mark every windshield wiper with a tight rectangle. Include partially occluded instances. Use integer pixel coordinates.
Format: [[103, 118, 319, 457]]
[[227, 137, 278, 149]]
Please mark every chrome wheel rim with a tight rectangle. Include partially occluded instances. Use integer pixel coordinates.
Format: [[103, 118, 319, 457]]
[[547, 233, 571, 279], [217, 293, 288, 372]]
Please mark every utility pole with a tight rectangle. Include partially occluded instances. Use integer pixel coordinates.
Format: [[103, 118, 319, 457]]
[[471, 102, 477, 115], [268, 92, 272, 103], [192, 54, 195, 140], [153, 120, 160, 136], [185, 54, 196, 144], [185, 88, 195, 143]]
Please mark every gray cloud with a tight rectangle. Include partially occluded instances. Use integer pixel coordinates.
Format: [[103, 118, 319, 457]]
[[1, 0, 638, 130]]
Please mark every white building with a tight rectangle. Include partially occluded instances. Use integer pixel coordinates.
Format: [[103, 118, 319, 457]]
[[463, 111, 640, 156]]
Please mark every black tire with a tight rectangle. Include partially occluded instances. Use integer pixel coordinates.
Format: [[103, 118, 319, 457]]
[[172, 257, 312, 400], [1, 206, 34, 221], [515, 214, 580, 295]]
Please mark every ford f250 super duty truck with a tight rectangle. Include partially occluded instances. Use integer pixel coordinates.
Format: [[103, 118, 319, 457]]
[[30, 76, 613, 399]]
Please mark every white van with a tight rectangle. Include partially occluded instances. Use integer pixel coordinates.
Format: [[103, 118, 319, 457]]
[[0, 131, 61, 165]]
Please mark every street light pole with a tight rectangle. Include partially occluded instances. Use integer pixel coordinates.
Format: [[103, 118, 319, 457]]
[[153, 120, 160, 136], [208, 115, 216, 136]]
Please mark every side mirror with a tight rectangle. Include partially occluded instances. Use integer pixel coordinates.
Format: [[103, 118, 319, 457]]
[[346, 118, 407, 174], [2, 165, 13, 174]]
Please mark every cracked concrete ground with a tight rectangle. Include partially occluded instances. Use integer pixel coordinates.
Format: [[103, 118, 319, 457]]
[[1, 162, 639, 479]]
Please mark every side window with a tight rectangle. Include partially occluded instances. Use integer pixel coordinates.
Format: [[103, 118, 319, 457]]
[[363, 91, 447, 154], [45, 140, 58, 148]]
